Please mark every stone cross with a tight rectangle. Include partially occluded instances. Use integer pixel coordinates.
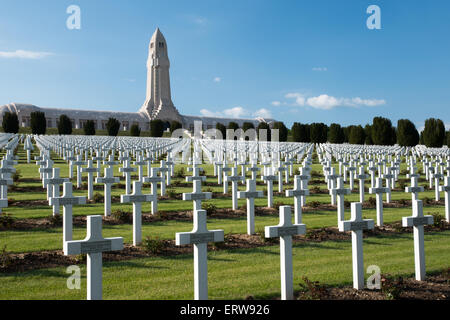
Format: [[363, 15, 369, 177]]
[[92, 150, 105, 178], [339, 202, 374, 290], [103, 154, 119, 170], [159, 160, 170, 191], [95, 167, 120, 216], [44, 168, 69, 215], [0, 177, 12, 214], [381, 168, 394, 203], [439, 176, 450, 222], [356, 167, 369, 203], [369, 177, 390, 226], [262, 168, 277, 208], [347, 161, 357, 190], [119, 159, 136, 195], [133, 155, 146, 182], [432, 171, 443, 201], [175, 209, 224, 300], [49, 182, 86, 243], [285, 175, 309, 224], [121, 181, 155, 245], [367, 161, 377, 188], [186, 166, 206, 183], [247, 162, 260, 181], [402, 200, 434, 281], [224, 167, 244, 210], [64, 215, 123, 300], [405, 176, 424, 202], [265, 206, 306, 300], [330, 177, 351, 224], [276, 163, 287, 192], [81, 160, 100, 200], [297, 167, 310, 207], [72, 155, 87, 188], [326, 167, 339, 205], [143, 152, 154, 177], [143, 167, 162, 214], [238, 179, 263, 234], [183, 179, 212, 212], [222, 166, 232, 194]]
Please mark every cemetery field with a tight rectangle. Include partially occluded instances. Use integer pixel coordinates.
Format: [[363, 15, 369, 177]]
[[0, 145, 449, 300]]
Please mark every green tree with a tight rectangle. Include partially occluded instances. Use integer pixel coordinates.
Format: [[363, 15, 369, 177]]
[[328, 123, 345, 143], [2, 112, 19, 133], [169, 121, 182, 133], [272, 121, 288, 142], [242, 122, 255, 132], [422, 118, 446, 147], [257, 122, 271, 141], [30, 111, 46, 135], [150, 119, 164, 137], [310, 123, 328, 143], [291, 123, 310, 142], [397, 119, 419, 146], [349, 125, 366, 144], [57, 115, 72, 135], [84, 120, 96, 135], [106, 118, 121, 136], [216, 123, 226, 139], [227, 122, 239, 131], [447, 131, 450, 148], [130, 124, 141, 137], [371, 117, 394, 145], [364, 124, 373, 145]]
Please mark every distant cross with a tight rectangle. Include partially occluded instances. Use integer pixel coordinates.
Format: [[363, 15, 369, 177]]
[[247, 162, 260, 181], [381, 167, 394, 203], [143, 167, 162, 214], [159, 160, 170, 191], [347, 161, 357, 190], [369, 177, 390, 226], [439, 176, 450, 222], [402, 200, 434, 280], [186, 166, 206, 183], [276, 163, 287, 192], [432, 170, 444, 201], [103, 154, 119, 170], [0, 177, 12, 214], [330, 177, 351, 224], [262, 168, 278, 208], [72, 155, 87, 188], [367, 162, 377, 188], [143, 152, 153, 177], [183, 179, 212, 211], [121, 181, 155, 245], [81, 160, 100, 200], [44, 168, 69, 215], [119, 159, 136, 195], [133, 155, 146, 182], [64, 215, 123, 300], [297, 167, 310, 207], [95, 167, 120, 216], [265, 206, 306, 300], [326, 167, 339, 205], [238, 179, 263, 234], [49, 182, 86, 243], [286, 175, 309, 224], [339, 202, 374, 290], [175, 209, 224, 300], [356, 167, 369, 203], [405, 176, 424, 202], [222, 165, 232, 194], [92, 150, 105, 178], [224, 167, 244, 210], [38, 159, 54, 196]]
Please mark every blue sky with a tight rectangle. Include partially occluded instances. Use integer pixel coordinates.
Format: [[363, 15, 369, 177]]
[[1, 0, 449, 129]]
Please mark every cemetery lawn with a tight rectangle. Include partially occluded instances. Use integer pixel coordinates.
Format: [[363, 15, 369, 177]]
[[0, 230, 449, 300]]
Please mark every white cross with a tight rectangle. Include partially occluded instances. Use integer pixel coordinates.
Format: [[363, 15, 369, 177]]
[[238, 179, 263, 234], [262, 168, 277, 208], [285, 175, 309, 224], [330, 177, 351, 224], [183, 179, 212, 211], [121, 181, 155, 245], [186, 166, 206, 183], [405, 176, 424, 202], [103, 154, 119, 169], [265, 206, 306, 300], [0, 177, 12, 213], [347, 161, 357, 190], [49, 182, 86, 243], [356, 167, 369, 203], [119, 159, 136, 195], [439, 176, 450, 222], [224, 167, 244, 210], [159, 160, 170, 189], [95, 167, 120, 216], [44, 168, 69, 215], [81, 160, 100, 200], [175, 209, 224, 300], [65, 151, 77, 179], [275, 163, 287, 192], [402, 200, 434, 281], [369, 177, 390, 226], [143, 167, 162, 214], [64, 215, 123, 300], [367, 162, 377, 188], [133, 155, 146, 182], [326, 167, 339, 205], [222, 166, 232, 194], [246, 162, 260, 181], [72, 155, 87, 188], [92, 150, 105, 178], [432, 171, 443, 201], [381, 168, 394, 203], [339, 202, 374, 290]]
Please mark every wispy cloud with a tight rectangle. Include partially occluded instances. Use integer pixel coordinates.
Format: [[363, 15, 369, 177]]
[[312, 67, 327, 72], [253, 108, 272, 119], [213, 77, 221, 83], [0, 50, 54, 59], [125, 78, 136, 83], [200, 106, 248, 119], [271, 101, 281, 106], [283, 92, 386, 110]]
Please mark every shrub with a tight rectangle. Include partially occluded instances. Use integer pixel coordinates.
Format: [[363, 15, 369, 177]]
[[47, 214, 62, 226], [130, 124, 141, 137], [174, 167, 185, 178], [106, 118, 121, 136], [0, 213, 14, 228], [2, 112, 19, 134], [397, 119, 419, 146], [111, 209, 132, 223], [142, 236, 164, 254], [12, 170, 20, 183], [203, 202, 217, 216], [431, 213, 446, 228], [422, 118, 446, 147], [272, 122, 288, 142], [93, 192, 103, 203], [57, 115, 72, 135], [381, 274, 403, 300], [257, 122, 271, 141], [367, 197, 377, 206], [84, 120, 96, 135], [298, 276, 328, 300], [371, 117, 394, 146], [150, 119, 164, 137], [170, 121, 182, 133], [166, 188, 177, 199], [344, 200, 351, 208], [30, 111, 46, 134], [307, 201, 321, 208]]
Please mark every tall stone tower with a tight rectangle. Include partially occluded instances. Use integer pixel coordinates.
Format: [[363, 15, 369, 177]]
[[139, 28, 183, 123]]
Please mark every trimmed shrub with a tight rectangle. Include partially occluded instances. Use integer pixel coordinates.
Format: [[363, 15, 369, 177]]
[[57, 115, 72, 135], [2, 112, 19, 133], [397, 119, 419, 146], [106, 118, 121, 136], [30, 111, 46, 134], [422, 118, 446, 147], [328, 123, 345, 144], [371, 117, 394, 145], [84, 120, 96, 135], [257, 122, 271, 141], [272, 121, 288, 142], [130, 124, 141, 137], [170, 120, 182, 133], [150, 119, 164, 137]]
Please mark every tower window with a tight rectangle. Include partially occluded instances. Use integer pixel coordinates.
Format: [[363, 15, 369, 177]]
[[150, 43, 154, 48], [159, 42, 164, 48]]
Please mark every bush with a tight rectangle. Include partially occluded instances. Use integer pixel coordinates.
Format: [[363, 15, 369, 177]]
[[0, 213, 14, 228], [174, 167, 185, 178], [291, 123, 310, 142], [272, 122, 288, 142], [310, 123, 328, 143], [381, 274, 403, 300], [216, 123, 226, 139], [12, 170, 20, 183], [142, 236, 164, 254], [257, 122, 271, 141], [47, 214, 62, 226], [30, 111, 46, 134], [203, 202, 217, 216], [2, 112, 19, 134], [422, 118, 446, 147], [431, 213, 446, 228], [166, 188, 177, 199], [348, 125, 366, 145], [111, 209, 132, 223], [328, 123, 345, 144], [150, 119, 164, 137], [170, 121, 182, 133], [367, 197, 376, 206], [57, 114, 72, 135], [298, 276, 328, 300], [84, 120, 96, 135], [371, 117, 394, 145], [130, 124, 141, 137], [106, 118, 121, 136], [93, 192, 103, 203], [397, 119, 419, 146]]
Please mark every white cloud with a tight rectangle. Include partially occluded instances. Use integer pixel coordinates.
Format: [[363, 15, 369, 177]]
[[200, 106, 251, 119], [213, 77, 221, 83], [284, 92, 386, 110], [253, 108, 272, 119], [271, 101, 281, 106], [200, 109, 221, 117], [0, 50, 54, 59], [312, 67, 327, 72]]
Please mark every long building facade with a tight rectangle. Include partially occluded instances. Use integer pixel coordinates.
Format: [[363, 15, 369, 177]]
[[0, 29, 273, 132]]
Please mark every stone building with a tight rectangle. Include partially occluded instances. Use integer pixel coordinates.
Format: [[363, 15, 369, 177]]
[[0, 29, 273, 132]]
